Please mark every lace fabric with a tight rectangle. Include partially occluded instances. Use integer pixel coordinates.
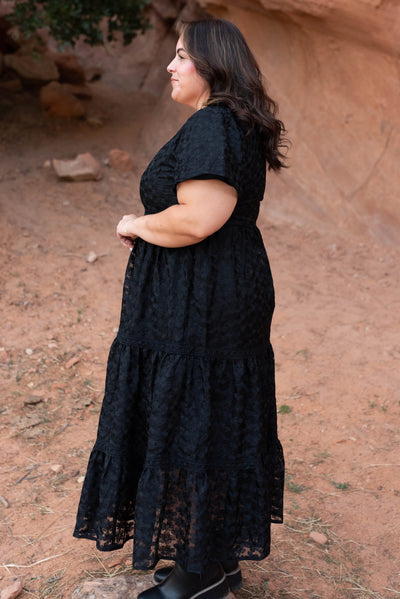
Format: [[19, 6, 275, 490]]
[[73, 105, 285, 574]]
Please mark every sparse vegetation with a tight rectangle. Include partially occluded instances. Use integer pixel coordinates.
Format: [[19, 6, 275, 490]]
[[286, 474, 305, 494], [10, 0, 151, 47]]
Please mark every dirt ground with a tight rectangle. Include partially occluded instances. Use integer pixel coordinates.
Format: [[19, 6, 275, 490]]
[[0, 82, 399, 599]]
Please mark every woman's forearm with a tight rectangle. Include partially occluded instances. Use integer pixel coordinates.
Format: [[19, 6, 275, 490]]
[[117, 179, 237, 249], [130, 205, 208, 248]]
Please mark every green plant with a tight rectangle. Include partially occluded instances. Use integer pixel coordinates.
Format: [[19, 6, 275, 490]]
[[331, 480, 349, 490], [278, 404, 292, 414], [11, 0, 151, 47], [286, 474, 304, 494]]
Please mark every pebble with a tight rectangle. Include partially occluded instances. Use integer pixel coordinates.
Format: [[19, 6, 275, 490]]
[[309, 530, 328, 544], [0, 495, 9, 508], [108, 148, 134, 172], [25, 348, 33, 355], [52, 152, 101, 182], [65, 356, 80, 369], [0, 579, 23, 599], [87, 251, 98, 263], [23, 396, 43, 406], [50, 464, 63, 473]]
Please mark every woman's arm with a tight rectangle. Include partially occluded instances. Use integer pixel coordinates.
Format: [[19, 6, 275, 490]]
[[116, 178, 238, 249]]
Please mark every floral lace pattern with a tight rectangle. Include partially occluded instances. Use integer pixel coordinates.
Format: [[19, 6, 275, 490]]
[[73, 105, 284, 574]]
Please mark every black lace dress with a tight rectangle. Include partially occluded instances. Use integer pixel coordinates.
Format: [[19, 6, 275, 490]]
[[73, 104, 284, 574]]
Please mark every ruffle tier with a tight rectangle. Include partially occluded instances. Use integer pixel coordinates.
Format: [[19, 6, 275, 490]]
[[73, 446, 284, 573], [73, 340, 284, 573]]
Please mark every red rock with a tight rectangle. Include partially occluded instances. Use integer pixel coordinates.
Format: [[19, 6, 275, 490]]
[[40, 81, 85, 118], [309, 530, 328, 544], [50, 464, 63, 473], [3, 53, 58, 84], [52, 153, 102, 182], [52, 52, 86, 84], [109, 149, 134, 172], [0, 579, 23, 599], [64, 355, 81, 369]]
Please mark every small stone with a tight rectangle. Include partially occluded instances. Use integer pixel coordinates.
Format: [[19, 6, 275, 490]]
[[0, 579, 23, 599], [86, 115, 104, 127], [77, 476, 85, 483], [109, 149, 134, 172], [50, 464, 63, 473], [40, 81, 85, 118], [24, 396, 43, 406], [43, 160, 51, 169], [309, 531, 328, 544], [87, 251, 98, 264], [0, 495, 10, 508], [65, 355, 80, 369], [106, 557, 125, 568], [25, 348, 33, 355], [52, 153, 101, 182]]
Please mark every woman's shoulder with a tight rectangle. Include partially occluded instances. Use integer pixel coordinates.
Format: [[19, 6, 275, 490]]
[[177, 104, 242, 144]]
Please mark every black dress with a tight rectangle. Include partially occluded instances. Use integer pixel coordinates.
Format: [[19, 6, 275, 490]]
[[73, 104, 284, 574]]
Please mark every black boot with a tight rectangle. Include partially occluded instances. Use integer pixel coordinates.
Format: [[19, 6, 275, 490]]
[[139, 561, 230, 599], [153, 561, 242, 592]]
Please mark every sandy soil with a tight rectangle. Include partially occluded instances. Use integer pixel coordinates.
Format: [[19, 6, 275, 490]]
[[0, 82, 399, 599]]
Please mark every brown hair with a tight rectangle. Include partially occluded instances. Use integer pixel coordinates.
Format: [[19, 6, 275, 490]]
[[178, 18, 288, 171]]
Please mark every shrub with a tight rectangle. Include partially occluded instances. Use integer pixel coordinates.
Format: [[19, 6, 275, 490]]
[[11, 0, 151, 47]]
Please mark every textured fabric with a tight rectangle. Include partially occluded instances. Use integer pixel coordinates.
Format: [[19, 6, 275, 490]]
[[73, 105, 284, 574]]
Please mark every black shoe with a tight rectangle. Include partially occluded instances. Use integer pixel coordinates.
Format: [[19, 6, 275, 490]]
[[220, 561, 242, 592], [152, 561, 242, 592], [140, 561, 230, 599]]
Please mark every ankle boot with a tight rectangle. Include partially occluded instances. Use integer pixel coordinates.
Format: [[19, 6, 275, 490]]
[[140, 561, 230, 599], [153, 561, 242, 592]]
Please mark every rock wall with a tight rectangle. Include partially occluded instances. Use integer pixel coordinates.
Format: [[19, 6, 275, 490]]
[[2, 0, 399, 243], [143, 0, 400, 244]]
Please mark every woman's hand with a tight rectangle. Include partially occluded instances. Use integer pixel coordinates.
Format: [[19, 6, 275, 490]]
[[116, 214, 139, 249]]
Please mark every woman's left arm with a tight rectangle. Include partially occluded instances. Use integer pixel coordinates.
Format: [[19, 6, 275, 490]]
[[116, 178, 237, 249]]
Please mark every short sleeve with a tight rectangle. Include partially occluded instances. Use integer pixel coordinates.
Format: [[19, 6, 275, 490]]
[[174, 105, 242, 191]]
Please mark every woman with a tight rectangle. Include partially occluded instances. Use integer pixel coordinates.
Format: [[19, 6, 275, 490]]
[[74, 18, 286, 599]]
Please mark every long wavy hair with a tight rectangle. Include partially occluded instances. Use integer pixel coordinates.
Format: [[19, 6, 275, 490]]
[[178, 18, 288, 171]]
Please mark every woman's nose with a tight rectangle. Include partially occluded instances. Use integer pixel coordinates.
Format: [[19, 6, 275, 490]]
[[167, 58, 175, 73]]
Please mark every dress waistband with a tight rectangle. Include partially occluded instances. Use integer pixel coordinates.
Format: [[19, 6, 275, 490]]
[[224, 216, 257, 228]]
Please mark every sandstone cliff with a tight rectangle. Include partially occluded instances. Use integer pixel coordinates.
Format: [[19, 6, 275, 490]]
[[142, 0, 400, 244]]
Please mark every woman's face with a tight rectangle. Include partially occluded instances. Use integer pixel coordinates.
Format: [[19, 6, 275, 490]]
[[167, 37, 209, 109]]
